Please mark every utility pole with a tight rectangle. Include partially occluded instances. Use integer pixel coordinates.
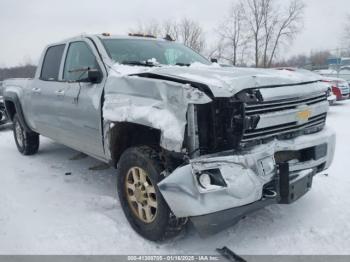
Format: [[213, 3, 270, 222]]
[[337, 47, 340, 79]]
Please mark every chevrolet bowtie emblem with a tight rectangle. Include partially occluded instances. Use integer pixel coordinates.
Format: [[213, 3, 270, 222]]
[[297, 109, 311, 121]]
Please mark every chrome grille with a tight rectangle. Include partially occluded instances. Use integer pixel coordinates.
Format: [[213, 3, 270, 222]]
[[245, 93, 326, 115], [242, 93, 327, 143]]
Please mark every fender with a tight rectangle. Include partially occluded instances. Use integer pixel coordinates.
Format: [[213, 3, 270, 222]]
[[4, 92, 32, 132]]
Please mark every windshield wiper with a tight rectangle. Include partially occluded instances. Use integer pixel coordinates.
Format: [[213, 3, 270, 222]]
[[121, 61, 158, 67]]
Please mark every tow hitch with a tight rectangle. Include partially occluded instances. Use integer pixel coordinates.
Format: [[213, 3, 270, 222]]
[[278, 162, 315, 204]]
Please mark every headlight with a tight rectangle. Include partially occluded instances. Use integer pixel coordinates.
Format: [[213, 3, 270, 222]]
[[198, 173, 212, 188], [195, 168, 227, 192]]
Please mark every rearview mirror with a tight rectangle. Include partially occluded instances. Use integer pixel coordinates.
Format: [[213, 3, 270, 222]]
[[210, 58, 218, 63], [87, 69, 102, 83]]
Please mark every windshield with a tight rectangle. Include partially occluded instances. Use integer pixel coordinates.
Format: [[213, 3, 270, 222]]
[[101, 38, 211, 66]]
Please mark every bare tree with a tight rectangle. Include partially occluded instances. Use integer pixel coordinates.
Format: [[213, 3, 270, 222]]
[[239, 0, 305, 67], [0, 65, 37, 81], [261, 0, 277, 67], [214, 2, 250, 65], [177, 18, 206, 53], [243, 0, 265, 67], [130, 20, 163, 36], [266, 0, 305, 67], [130, 18, 206, 53], [130, 1, 304, 66], [162, 19, 180, 40], [207, 36, 227, 62], [210, 0, 304, 67], [271, 53, 308, 68], [309, 50, 332, 66]]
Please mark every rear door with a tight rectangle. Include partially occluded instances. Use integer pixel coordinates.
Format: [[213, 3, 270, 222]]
[[59, 40, 106, 158], [31, 44, 67, 140]]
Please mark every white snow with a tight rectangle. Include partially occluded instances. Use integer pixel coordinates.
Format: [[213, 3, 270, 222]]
[[109, 61, 214, 77], [109, 61, 219, 77], [1, 101, 350, 255], [110, 63, 152, 76], [103, 95, 185, 143], [189, 62, 221, 69]]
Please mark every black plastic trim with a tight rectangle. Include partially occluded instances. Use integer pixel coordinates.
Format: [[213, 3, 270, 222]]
[[190, 198, 277, 237], [3, 92, 31, 132]]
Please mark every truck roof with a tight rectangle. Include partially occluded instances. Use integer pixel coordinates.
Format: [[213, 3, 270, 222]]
[[99, 33, 167, 41], [54, 33, 167, 46]]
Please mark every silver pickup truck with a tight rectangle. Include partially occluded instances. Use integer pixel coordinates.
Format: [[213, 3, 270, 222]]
[[3, 34, 335, 241]]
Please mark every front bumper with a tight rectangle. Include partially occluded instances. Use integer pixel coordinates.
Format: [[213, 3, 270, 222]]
[[158, 127, 335, 222], [190, 164, 315, 236]]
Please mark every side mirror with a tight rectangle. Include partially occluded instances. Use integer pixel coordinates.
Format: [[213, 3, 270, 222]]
[[88, 69, 102, 83], [210, 58, 218, 63]]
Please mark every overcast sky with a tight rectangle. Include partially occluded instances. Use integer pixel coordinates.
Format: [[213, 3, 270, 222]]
[[0, 0, 349, 67]]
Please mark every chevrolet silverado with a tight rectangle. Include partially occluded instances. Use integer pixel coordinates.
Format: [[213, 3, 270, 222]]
[[3, 34, 336, 241]]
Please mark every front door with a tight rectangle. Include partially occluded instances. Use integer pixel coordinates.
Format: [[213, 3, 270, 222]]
[[59, 40, 105, 159]]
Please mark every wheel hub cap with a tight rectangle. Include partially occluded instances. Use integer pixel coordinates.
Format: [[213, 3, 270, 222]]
[[134, 186, 145, 203], [125, 167, 158, 223]]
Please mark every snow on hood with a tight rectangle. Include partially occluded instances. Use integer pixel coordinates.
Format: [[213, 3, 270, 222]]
[[110, 63, 322, 97], [110, 63, 153, 76], [152, 66, 323, 97]]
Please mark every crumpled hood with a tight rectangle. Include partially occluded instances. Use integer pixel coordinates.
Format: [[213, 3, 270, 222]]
[[147, 65, 323, 97], [110, 63, 325, 98]]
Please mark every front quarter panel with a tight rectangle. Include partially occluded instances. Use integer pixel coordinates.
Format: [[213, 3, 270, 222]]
[[103, 74, 211, 153]]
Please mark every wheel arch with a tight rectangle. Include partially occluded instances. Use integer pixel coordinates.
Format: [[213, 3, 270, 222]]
[[4, 92, 31, 132], [108, 122, 162, 167]]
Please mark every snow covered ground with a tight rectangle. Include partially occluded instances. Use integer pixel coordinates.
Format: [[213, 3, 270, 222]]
[[0, 101, 350, 255]]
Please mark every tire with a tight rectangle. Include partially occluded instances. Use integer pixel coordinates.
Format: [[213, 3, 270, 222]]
[[13, 114, 39, 155], [117, 146, 187, 241]]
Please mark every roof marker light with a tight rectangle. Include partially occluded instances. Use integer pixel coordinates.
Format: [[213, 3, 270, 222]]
[[128, 33, 156, 38]]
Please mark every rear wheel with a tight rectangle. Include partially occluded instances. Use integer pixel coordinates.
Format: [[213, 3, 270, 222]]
[[117, 146, 187, 241], [13, 114, 39, 155]]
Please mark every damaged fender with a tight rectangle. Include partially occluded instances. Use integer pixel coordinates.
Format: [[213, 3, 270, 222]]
[[102, 75, 211, 156], [157, 148, 276, 218]]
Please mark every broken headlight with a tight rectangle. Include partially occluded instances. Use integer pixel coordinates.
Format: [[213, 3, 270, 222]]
[[195, 168, 227, 192]]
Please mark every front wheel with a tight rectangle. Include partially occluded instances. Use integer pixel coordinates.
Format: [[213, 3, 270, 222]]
[[117, 146, 187, 241], [13, 114, 39, 155]]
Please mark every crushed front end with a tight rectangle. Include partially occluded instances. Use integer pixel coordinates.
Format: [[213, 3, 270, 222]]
[[158, 83, 336, 236]]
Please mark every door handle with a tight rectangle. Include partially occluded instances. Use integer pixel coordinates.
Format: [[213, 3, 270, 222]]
[[55, 90, 65, 96], [31, 87, 41, 93]]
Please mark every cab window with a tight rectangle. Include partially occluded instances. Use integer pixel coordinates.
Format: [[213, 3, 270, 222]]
[[63, 41, 99, 81], [40, 44, 65, 81]]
